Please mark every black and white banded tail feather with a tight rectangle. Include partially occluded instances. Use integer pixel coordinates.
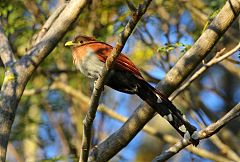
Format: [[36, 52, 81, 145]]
[[136, 80, 199, 146]]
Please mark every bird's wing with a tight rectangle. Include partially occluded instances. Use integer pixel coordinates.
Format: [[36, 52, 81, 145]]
[[115, 54, 143, 78], [87, 42, 144, 79]]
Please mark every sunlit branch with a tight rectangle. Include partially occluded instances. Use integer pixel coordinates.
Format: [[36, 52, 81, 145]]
[[0, 23, 16, 68], [170, 43, 240, 100], [187, 94, 240, 162], [153, 103, 240, 162], [34, 4, 67, 44], [80, 1, 153, 162]]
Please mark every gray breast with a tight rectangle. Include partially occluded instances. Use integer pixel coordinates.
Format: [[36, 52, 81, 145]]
[[76, 48, 104, 80]]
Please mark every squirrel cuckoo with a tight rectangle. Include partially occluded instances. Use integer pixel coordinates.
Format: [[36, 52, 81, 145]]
[[65, 35, 199, 145]]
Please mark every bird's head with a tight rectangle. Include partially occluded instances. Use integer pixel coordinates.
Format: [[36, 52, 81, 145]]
[[65, 35, 96, 47]]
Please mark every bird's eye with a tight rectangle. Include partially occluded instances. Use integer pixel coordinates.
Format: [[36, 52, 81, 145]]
[[80, 40, 84, 44]]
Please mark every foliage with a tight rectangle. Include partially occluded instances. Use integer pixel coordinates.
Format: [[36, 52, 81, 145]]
[[157, 42, 191, 55], [0, 0, 239, 162]]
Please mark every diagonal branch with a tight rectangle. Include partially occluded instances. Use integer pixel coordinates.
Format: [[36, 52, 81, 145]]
[[153, 103, 240, 162], [80, 1, 153, 162], [33, 4, 67, 44], [16, 0, 89, 76], [0, 23, 16, 68], [89, 0, 240, 161], [170, 42, 240, 100]]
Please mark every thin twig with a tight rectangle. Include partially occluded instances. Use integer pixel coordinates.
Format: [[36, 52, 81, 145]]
[[126, 0, 137, 12], [23, 86, 49, 96], [170, 43, 240, 101], [80, 1, 153, 162], [221, 60, 240, 78], [188, 93, 240, 162], [226, 58, 240, 64], [209, 134, 240, 162], [153, 103, 240, 162]]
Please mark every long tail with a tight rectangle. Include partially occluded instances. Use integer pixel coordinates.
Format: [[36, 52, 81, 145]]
[[137, 80, 199, 145]]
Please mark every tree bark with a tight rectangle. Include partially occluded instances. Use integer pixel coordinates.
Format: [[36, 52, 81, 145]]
[[0, 0, 90, 161]]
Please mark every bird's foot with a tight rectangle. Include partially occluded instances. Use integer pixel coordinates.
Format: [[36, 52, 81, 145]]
[[183, 130, 199, 146]]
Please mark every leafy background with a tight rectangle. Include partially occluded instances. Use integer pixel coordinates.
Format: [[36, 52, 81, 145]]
[[0, 0, 239, 161]]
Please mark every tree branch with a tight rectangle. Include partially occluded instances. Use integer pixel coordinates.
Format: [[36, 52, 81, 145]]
[[80, 1, 153, 162], [17, 0, 88, 75], [34, 4, 67, 44], [153, 103, 240, 162], [170, 43, 240, 100], [99, 106, 235, 162], [0, 23, 16, 68], [89, 0, 240, 161]]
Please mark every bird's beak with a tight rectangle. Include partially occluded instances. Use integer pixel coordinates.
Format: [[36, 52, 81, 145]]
[[65, 41, 74, 47]]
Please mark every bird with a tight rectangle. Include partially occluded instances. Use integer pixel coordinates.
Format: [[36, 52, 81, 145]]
[[65, 35, 199, 145]]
